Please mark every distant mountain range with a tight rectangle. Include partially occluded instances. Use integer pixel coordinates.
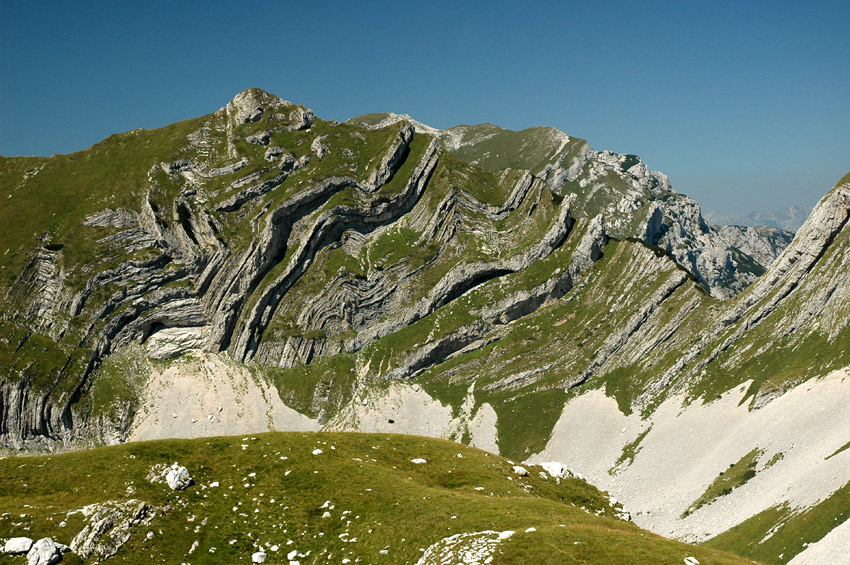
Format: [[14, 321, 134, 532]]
[[704, 205, 813, 232]]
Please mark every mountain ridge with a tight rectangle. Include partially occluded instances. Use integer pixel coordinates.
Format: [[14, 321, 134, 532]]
[[349, 111, 795, 298]]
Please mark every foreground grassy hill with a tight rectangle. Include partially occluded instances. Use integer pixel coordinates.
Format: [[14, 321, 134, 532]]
[[0, 432, 753, 564]]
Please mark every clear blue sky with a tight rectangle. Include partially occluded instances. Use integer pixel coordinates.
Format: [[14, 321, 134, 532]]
[[2, 1, 848, 214]]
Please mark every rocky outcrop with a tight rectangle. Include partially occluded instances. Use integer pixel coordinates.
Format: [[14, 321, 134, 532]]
[[70, 500, 157, 561], [26, 538, 62, 565], [165, 464, 192, 490], [711, 224, 793, 271], [226, 139, 439, 363]]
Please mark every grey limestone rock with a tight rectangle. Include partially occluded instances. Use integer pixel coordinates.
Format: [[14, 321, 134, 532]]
[[246, 131, 270, 146], [264, 145, 285, 162], [311, 134, 329, 159], [145, 326, 207, 360], [285, 106, 315, 131], [70, 499, 154, 561], [224, 89, 313, 128], [226, 89, 284, 124], [82, 209, 136, 229], [712, 224, 794, 270], [208, 157, 250, 177]]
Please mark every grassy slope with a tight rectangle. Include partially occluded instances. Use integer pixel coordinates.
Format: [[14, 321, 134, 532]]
[[0, 118, 204, 293], [446, 125, 579, 175], [0, 432, 752, 565]]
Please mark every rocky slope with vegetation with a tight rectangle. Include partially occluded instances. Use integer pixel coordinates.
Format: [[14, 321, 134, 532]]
[[2, 89, 849, 563], [349, 112, 795, 298]]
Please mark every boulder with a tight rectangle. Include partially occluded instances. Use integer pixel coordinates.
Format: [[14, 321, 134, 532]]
[[538, 461, 573, 481], [165, 463, 192, 491], [26, 538, 61, 565], [246, 131, 270, 146], [252, 550, 267, 563], [264, 146, 284, 162], [4, 537, 34, 554]]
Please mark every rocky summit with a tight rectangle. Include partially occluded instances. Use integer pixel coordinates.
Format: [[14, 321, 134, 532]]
[[1, 89, 849, 563]]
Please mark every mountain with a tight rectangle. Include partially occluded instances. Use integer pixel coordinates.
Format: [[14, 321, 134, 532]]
[[2, 88, 849, 563], [704, 206, 814, 232]]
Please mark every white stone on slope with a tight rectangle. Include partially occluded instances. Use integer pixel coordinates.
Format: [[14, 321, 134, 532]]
[[415, 530, 515, 565], [26, 538, 61, 565], [166, 464, 192, 491], [538, 461, 573, 481], [128, 351, 318, 442], [4, 537, 33, 554]]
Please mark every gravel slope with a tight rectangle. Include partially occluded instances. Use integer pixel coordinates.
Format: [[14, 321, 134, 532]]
[[530, 367, 850, 544]]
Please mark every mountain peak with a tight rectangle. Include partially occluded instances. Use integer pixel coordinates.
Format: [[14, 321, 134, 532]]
[[224, 88, 303, 125]]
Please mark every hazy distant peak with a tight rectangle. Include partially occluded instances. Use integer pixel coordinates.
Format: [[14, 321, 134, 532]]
[[704, 205, 814, 232]]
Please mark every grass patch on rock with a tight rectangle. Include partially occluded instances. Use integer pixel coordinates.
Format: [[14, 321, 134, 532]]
[[682, 448, 761, 518]]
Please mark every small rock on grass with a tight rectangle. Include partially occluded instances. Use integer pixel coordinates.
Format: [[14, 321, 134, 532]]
[[26, 538, 62, 565], [166, 463, 192, 491], [4, 536, 33, 554]]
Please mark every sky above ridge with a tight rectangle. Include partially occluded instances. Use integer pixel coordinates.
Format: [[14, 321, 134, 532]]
[[1, 1, 848, 215]]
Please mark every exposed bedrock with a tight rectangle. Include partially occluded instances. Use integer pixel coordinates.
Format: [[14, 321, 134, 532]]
[[224, 141, 436, 359]]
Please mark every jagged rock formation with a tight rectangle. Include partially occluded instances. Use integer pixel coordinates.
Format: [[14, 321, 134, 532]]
[[711, 224, 793, 272], [70, 500, 157, 561]]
